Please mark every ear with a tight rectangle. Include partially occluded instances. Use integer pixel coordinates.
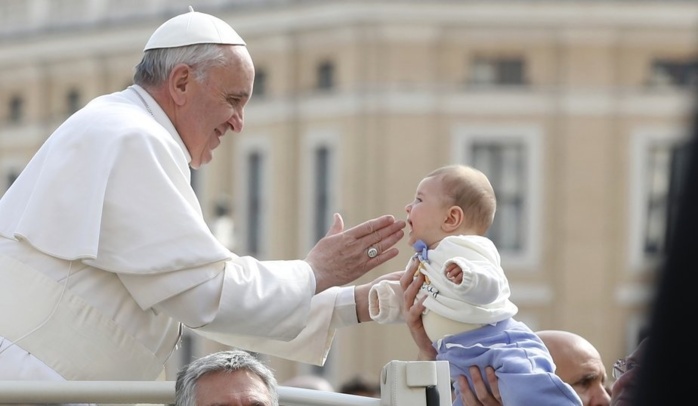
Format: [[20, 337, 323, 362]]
[[442, 206, 464, 232], [168, 63, 193, 107]]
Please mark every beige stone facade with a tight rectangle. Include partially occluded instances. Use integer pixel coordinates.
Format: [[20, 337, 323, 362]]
[[1, 0, 696, 388]]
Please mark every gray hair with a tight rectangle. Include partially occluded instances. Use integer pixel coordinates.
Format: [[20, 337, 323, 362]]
[[175, 349, 279, 406], [133, 44, 228, 87]]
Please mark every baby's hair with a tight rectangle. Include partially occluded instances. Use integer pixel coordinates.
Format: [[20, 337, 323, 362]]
[[426, 164, 496, 235]]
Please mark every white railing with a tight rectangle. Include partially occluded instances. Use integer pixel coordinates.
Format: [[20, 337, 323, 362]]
[[0, 360, 452, 406], [0, 381, 379, 405]]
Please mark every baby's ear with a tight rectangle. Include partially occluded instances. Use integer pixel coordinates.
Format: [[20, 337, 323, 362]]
[[443, 206, 464, 232]]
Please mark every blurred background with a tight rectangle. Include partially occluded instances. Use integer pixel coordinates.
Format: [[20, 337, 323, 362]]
[[1, 0, 696, 392]]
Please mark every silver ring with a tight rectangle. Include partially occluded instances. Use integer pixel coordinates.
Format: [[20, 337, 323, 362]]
[[367, 247, 379, 258]]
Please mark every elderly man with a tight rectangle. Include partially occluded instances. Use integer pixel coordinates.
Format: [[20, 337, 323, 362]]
[[536, 330, 611, 406], [0, 8, 405, 380], [175, 350, 279, 406]]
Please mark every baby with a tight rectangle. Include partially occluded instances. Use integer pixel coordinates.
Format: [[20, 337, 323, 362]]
[[369, 164, 581, 406]]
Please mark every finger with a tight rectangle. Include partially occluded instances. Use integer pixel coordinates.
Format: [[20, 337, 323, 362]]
[[366, 246, 399, 266], [399, 260, 417, 290], [458, 375, 482, 406], [402, 271, 424, 306], [412, 292, 427, 316], [485, 366, 500, 401], [468, 366, 499, 405], [352, 215, 396, 239], [369, 217, 406, 244], [365, 221, 406, 257], [324, 213, 344, 237]]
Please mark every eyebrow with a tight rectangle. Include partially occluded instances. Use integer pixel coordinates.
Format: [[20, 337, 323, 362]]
[[227, 91, 249, 100]]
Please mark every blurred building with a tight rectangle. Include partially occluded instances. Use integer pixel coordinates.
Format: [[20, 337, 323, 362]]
[[1, 0, 696, 388]]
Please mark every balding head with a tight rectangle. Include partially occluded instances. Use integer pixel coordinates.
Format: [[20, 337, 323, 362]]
[[537, 330, 610, 406]]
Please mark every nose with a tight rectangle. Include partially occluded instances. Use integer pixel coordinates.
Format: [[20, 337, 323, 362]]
[[405, 203, 412, 214], [591, 385, 611, 406], [227, 109, 244, 133]]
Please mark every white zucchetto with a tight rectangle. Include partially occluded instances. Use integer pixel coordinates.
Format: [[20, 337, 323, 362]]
[[144, 6, 246, 51]]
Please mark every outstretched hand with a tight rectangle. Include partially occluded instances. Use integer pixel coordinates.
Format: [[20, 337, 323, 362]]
[[305, 213, 406, 294], [459, 366, 502, 406]]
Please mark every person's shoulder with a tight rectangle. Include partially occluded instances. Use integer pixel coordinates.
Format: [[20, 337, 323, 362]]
[[88, 90, 159, 127]]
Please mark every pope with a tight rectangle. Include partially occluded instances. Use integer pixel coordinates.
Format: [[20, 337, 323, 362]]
[[0, 8, 405, 380]]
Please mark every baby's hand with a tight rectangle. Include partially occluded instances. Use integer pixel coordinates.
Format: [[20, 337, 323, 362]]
[[445, 263, 463, 284]]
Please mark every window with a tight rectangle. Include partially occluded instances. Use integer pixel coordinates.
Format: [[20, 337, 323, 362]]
[[9, 95, 23, 123], [648, 58, 698, 88], [472, 143, 526, 251], [66, 88, 81, 115], [664, 139, 693, 253], [235, 136, 270, 258], [469, 57, 526, 86], [190, 170, 200, 197], [452, 125, 542, 267], [4, 169, 19, 194], [302, 129, 339, 252], [643, 144, 672, 255], [317, 61, 335, 90], [246, 152, 263, 256], [629, 129, 689, 269], [212, 199, 236, 250], [254, 68, 267, 97], [313, 146, 331, 242], [642, 141, 691, 256]]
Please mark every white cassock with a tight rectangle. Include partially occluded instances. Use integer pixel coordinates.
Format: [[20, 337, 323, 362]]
[[0, 85, 356, 381]]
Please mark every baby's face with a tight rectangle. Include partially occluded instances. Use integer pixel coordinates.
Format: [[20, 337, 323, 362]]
[[405, 176, 449, 248]]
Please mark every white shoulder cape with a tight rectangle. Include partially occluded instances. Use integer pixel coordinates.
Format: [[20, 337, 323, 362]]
[[0, 86, 231, 273]]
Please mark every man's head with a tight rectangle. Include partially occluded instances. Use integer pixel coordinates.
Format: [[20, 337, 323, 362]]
[[134, 9, 254, 169], [537, 330, 610, 406], [175, 349, 279, 406], [610, 337, 648, 406], [405, 164, 496, 248]]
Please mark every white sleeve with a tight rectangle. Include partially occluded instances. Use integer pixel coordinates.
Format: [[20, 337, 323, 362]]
[[368, 280, 406, 324], [443, 258, 506, 305], [146, 256, 314, 340], [150, 258, 357, 365], [199, 286, 357, 366]]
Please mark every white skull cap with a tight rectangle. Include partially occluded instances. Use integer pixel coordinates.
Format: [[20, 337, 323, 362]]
[[144, 6, 245, 51]]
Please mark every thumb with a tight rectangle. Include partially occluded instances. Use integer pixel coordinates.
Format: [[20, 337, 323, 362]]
[[325, 213, 344, 237]]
